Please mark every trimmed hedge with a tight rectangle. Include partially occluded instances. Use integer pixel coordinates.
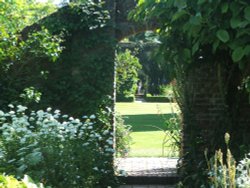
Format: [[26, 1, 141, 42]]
[[116, 96, 135, 102], [145, 96, 170, 102]]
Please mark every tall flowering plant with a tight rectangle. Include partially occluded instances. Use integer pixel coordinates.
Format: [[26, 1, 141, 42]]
[[0, 105, 115, 187]]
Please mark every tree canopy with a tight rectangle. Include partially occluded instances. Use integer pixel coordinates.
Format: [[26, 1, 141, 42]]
[[131, 0, 250, 93]]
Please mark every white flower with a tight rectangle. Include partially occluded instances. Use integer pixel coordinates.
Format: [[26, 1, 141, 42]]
[[9, 111, 15, 115], [29, 117, 35, 121], [17, 105, 27, 112], [0, 110, 4, 116], [62, 114, 68, 118], [89, 114, 96, 119], [106, 140, 113, 145], [93, 167, 98, 171], [54, 109, 60, 114], [37, 110, 44, 116], [8, 104, 14, 108], [103, 130, 109, 135], [82, 115, 88, 119], [74, 119, 80, 123], [88, 126, 93, 129], [83, 142, 89, 146], [46, 107, 52, 112]]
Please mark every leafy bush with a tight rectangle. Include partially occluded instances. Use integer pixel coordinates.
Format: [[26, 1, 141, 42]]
[[115, 114, 132, 157], [115, 49, 142, 101], [0, 174, 47, 188], [162, 114, 181, 157], [0, 105, 116, 188], [206, 133, 250, 188], [159, 84, 175, 100]]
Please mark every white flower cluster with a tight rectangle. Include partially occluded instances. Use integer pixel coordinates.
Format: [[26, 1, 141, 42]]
[[0, 105, 115, 186], [236, 153, 250, 188]]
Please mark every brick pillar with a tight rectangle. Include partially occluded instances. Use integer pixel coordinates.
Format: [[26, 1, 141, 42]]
[[180, 61, 250, 178]]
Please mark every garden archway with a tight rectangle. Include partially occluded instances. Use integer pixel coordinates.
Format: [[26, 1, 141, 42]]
[[21, 0, 250, 183]]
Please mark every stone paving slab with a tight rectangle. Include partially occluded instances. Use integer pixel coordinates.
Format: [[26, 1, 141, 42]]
[[115, 158, 178, 177], [119, 185, 175, 188]]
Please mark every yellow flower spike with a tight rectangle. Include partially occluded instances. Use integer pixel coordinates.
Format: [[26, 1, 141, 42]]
[[224, 132, 230, 146]]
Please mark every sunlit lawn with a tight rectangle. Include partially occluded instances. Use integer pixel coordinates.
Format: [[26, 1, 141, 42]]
[[116, 102, 179, 157]]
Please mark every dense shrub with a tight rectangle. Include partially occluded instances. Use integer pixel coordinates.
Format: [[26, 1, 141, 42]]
[[0, 105, 116, 188], [0, 174, 46, 188], [115, 49, 142, 101], [115, 114, 132, 157], [159, 84, 175, 99], [0, 1, 115, 118]]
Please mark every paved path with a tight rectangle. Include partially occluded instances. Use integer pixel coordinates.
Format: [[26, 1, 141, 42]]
[[115, 157, 178, 177], [119, 185, 175, 188], [116, 158, 178, 187]]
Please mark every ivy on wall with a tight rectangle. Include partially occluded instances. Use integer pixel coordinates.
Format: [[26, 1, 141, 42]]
[[1, 1, 116, 117]]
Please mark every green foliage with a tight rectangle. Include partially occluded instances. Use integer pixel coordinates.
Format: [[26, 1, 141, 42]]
[[0, 27, 63, 109], [0, 1, 115, 117], [159, 84, 174, 98], [0, 174, 47, 188], [118, 40, 172, 95], [20, 87, 42, 104], [0, 0, 56, 32], [0, 105, 117, 188], [0, 0, 58, 63], [0, 1, 63, 110], [132, 0, 250, 186], [115, 49, 142, 101], [0, 2, 117, 186], [162, 113, 181, 157], [132, 0, 250, 87], [115, 114, 132, 157]]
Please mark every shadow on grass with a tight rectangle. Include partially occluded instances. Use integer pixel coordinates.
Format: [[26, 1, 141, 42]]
[[122, 114, 174, 132]]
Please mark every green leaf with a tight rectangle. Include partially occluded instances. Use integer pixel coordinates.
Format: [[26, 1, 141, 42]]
[[244, 45, 250, 55], [230, 2, 241, 17], [239, 61, 245, 70], [232, 47, 244, 62], [216, 29, 230, 43], [212, 39, 220, 53], [174, 0, 187, 9], [244, 6, 250, 21], [192, 42, 199, 55], [183, 48, 191, 60], [138, 0, 145, 5], [26, 152, 43, 165], [172, 10, 188, 21], [189, 14, 202, 26], [221, 3, 229, 13], [230, 17, 242, 29], [198, 0, 206, 5]]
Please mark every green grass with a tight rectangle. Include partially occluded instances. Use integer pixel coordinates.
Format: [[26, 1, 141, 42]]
[[116, 102, 177, 115], [129, 131, 178, 157], [116, 102, 179, 157]]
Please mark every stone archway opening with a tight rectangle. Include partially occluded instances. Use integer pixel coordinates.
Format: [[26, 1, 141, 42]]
[[114, 31, 180, 185]]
